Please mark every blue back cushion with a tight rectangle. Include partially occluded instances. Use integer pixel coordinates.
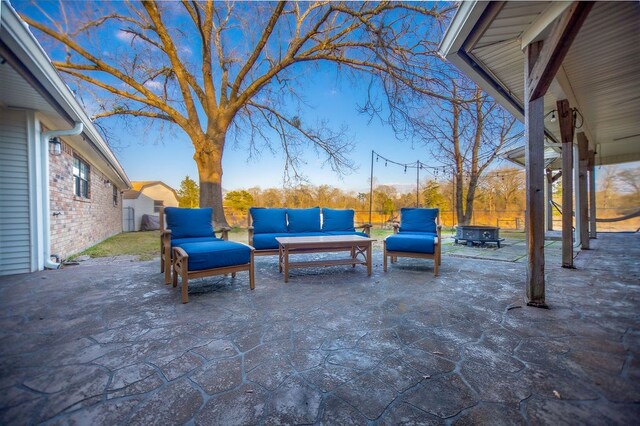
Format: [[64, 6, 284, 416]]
[[165, 207, 214, 239], [322, 208, 355, 232], [400, 208, 438, 233], [250, 208, 288, 234], [287, 207, 321, 232]]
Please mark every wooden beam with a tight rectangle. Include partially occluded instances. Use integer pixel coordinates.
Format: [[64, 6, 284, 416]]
[[527, 2, 594, 101], [524, 41, 547, 308], [588, 150, 597, 238], [551, 171, 562, 183], [521, 1, 572, 49], [557, 99, 574, 268], [578, 133, 589, 249]]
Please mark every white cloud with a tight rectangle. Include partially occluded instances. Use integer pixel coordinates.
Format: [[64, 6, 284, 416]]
[[115, 29, 134, 42], [144, 81, 163, 91]]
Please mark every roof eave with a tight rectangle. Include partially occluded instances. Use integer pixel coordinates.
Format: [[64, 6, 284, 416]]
[[1, 1, 130, 189]]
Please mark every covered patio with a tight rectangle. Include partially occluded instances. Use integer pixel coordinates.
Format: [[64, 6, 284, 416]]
[[440, 0, 640, 306], [0, 233, 638, 424]]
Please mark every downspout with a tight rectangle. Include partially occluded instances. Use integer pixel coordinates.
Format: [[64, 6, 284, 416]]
[[41, 122, 84, 269]]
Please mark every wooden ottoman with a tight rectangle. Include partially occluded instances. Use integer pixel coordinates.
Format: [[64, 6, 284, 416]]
[[172, 241, 255, 303]]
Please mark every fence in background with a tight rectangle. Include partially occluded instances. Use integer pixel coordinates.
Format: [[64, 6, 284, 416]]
[[220, 207, 638, 232]]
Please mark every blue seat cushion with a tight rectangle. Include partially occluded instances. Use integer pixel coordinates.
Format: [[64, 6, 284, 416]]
[[386, 233, 435, 254], [322, 208, 355, 232], [252, 232, 326, 250], [180, 241, 251, 271], [165, 207, 214, 239], [287, 208, 321, 232], [171, 236, 221, 248], [323, 231, 369, 238], [400, 208, 438, 233], [250, 208, 288, 234]]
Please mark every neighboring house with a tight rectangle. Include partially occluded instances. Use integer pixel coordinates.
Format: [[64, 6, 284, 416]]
[[122, 181, 179, 231], [0, 2, 130, 276]]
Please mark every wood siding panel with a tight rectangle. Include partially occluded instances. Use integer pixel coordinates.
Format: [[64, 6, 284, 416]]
[[0, 109, 31, 276]]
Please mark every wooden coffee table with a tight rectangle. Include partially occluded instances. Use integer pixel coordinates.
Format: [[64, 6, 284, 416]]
[[275, 235, 376, 282]]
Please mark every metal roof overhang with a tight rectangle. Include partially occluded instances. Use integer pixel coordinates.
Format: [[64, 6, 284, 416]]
[[439, 1, 640, 170], [0, 1, 130, 189]]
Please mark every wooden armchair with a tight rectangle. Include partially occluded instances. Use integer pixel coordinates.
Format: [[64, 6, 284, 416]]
[[383, 208, 442, 276], [159, 207, 229, 284]]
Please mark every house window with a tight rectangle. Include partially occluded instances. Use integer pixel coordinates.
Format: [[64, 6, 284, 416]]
[[73, 156, 90, 198], [154, 200, 164, 213], [113, 185, 118, 206]]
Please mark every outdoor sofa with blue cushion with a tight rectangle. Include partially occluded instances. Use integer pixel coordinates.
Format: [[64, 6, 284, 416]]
[[383, 208, 442, 276], [248, 207, 372, 255]]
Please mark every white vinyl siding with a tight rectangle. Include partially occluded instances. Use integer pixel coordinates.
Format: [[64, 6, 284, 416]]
[[0, 109, 31, 275]]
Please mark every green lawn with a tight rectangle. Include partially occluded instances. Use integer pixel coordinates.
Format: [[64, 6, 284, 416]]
[[74, 231, 161, 261], [75, 228, 248, 261]]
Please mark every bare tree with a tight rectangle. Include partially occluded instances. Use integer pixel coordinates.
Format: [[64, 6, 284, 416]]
[[20, 1, 452, 226], [418, 75, 520, 225]]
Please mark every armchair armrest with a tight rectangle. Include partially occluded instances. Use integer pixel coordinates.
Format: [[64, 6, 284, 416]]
[[358, 223, 372, 237], [247, 226, 254, 246], [216, 227, 231, 241], [161, 229, 172, 246]]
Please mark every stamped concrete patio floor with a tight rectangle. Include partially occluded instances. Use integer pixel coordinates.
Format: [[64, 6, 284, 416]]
[[0, 233, 638, 425]]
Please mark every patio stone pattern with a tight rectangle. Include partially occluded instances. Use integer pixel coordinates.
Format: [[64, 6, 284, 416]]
[[0, 233, 638, 424]]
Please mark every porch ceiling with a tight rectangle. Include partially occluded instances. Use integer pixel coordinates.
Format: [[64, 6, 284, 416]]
[[440, 1, 640, 169]]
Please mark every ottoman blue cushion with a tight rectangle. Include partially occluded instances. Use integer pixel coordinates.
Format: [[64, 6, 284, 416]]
[[165, 207, 214, 239], [250, 208, 288, 233], [322, 208, 355, 232], [400, 208, 438, 233], [386, 233, 435, 254], [171, 236, 221, 248], [180, 241, 250, 271], [287, 208, 321, 232]]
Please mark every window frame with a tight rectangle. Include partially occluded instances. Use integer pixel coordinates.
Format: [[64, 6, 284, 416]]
[[73, 156, 90, 199], [113, 184, 118, 206]]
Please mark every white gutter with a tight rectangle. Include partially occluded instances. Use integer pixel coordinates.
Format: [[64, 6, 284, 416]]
[[41, 122, 84, 269]]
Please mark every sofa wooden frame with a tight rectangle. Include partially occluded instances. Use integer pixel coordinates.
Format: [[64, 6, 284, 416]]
[[383, 216, 442, 276], [172, 245, 255, 304], [159, 207, 230, 284]]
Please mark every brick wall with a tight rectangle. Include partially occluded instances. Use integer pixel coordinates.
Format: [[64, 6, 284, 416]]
[[49, 141, 123, 259]]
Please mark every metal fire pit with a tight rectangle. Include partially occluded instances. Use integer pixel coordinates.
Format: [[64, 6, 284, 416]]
[[454, 225, 505, 248]]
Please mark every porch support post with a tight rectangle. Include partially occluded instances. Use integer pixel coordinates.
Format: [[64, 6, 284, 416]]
[[546, 168, 554, 231], [558, 99, 575, 268], [524, 41, 546, 307], [577, 132, 589, 249], [588, 150, 597, 238]]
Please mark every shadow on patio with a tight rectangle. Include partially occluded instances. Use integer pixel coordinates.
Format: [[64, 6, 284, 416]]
[[0, 233, 638, 424]]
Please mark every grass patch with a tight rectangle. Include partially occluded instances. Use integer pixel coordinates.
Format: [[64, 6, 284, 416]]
[[73, 231, 160, 261]]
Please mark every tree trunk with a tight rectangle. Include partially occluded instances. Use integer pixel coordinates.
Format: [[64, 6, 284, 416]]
[[455, 171, 466, 225], [462, 180, 477, 225], [194, 133, 228, 228]]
